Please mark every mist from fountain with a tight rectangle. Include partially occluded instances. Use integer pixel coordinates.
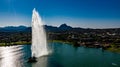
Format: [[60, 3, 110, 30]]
[[31, 8, 48, 58]]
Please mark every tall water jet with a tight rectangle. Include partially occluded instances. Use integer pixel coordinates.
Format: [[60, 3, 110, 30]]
[[31, 8, 48, 58]]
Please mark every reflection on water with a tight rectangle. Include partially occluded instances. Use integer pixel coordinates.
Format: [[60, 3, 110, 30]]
[[0, 45, 24, 67], [0, 45, 33, 67], [0, 45, 49, 67], [0, 43, 120, 67], [32, 56, 48, 67]]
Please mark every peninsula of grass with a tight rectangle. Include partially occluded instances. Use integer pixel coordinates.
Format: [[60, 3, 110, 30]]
[[106, 44, 120, 53], [48, 40, 73, 44]]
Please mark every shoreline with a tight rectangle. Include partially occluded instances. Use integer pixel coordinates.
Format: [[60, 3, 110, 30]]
[[50, 40, 120, 53], [0, 41, 31, 46], [0, 40, 120, 53]]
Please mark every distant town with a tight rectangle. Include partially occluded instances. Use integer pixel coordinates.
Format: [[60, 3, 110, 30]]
[[0, 23, 120, 52]]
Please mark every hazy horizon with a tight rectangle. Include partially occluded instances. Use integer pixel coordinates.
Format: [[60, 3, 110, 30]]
[[0, 23, 120, 29]]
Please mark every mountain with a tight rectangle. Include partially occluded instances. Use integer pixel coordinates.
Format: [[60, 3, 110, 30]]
[[0, 26, 28, 32], [59, 23, 72, 31], [0, 24, 119, 33], [44, 25, 59, 32], [44, 23, 82, 32], [0, 24, 77, 32]]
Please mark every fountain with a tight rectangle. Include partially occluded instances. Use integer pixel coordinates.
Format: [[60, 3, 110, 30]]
[[28, 8, 48, 62]]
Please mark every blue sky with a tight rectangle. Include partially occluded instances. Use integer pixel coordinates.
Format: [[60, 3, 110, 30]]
[[0, 0, 120, 28]]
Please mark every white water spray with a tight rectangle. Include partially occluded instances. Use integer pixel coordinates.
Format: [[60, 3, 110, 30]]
[[31, 8, 48, 57]]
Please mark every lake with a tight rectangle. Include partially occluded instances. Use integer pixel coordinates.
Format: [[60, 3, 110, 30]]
[[0, 42, 120, 67]]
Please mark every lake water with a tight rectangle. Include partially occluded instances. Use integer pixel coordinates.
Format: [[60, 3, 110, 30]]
[[0, 42, 120, 67]]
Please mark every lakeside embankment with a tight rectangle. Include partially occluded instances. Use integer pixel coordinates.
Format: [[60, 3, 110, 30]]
[[0, 40, 120, 53], [106, 45, 120, 53], [0, 41, 31, 46], [50, 40, 120, 53]]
